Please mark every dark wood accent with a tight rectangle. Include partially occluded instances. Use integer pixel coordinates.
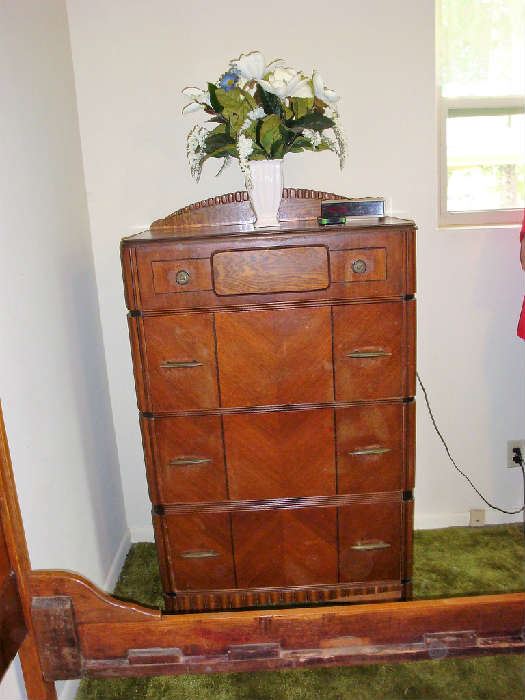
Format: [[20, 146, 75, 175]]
[[31, 597, 81, 681], [121, 194, 417, 611], [212, 246, 329, 296], [171, 580, 402, 612], [27, 572, 525, 680]]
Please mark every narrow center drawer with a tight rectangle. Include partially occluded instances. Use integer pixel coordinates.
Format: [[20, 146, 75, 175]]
[[212, 245, 329, 295]]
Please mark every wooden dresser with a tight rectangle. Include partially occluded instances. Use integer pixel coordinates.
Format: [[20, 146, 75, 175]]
[[121, 189, 416, 613]]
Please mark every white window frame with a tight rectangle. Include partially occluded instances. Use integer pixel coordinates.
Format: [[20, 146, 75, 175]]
[[438, 94, 525, 227]]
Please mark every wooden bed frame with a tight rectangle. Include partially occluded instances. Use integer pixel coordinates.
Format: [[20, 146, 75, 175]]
[[0, 193, 523, 698]]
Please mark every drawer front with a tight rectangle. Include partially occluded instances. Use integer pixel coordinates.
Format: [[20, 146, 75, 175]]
[[147, 415, 227, 503], [151, 258, 212, 295], [159, 512, 235, 590], [141, 314, 219, 411], [333, 300, 415, 401], [223, 408, 335, 500], [212, 246, 329, 295], [215, 306, 333, 407], [339, 501, 402, 582], [331, 247, 386, 283], [232, 507, 337, 588], [336, 403, 406, 494]]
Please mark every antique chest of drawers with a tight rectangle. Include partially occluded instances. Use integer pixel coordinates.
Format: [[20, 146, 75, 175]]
[[121, 189, 416, 612]]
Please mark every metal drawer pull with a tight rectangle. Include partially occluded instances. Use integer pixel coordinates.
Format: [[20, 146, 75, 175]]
[[169, 457, 212, 466], [351, 259, 367, 274], [346, 350, 392, 359], [180, 550, 219, 559], [348, 447, 392, 456], [351, 540, 391, 551], [175, 269, 191, 285], [160, 360, 203, 368]]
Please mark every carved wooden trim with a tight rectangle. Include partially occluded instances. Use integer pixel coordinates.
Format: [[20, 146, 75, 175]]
[[154, 491, 403, 515], [151, 189, 349, 231], [169, 579, 403, 612]]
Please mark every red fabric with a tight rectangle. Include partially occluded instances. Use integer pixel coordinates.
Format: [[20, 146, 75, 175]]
[[518, 211, 525, 340]]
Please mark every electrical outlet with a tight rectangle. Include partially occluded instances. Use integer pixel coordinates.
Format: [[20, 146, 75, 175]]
[[507, 440, 525, 468], [469, 509, 485, 527]]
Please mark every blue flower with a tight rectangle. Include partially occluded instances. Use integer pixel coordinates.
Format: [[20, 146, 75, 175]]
[[219, 71, 239, 91]]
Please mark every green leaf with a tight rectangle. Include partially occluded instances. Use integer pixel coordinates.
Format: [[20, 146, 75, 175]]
[[255, 84, 282, 116], [291, 97, 314, 120], [203, 143, 237, 161], [204, 128, 235, 155], [212, 87, 251, 134], [286, 112, 335, 132], [208, 83, 222, 113], [259, 114, 281, 156]]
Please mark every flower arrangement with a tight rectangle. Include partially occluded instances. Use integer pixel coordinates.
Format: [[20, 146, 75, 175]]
[[182, 51, 346, 184]]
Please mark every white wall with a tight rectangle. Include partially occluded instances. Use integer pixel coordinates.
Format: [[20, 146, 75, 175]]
[[66, 0, 524, 541], [0, 1, 128, 697]]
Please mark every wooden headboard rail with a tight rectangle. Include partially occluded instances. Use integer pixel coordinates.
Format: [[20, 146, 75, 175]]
[[150, 188, 348, 231]]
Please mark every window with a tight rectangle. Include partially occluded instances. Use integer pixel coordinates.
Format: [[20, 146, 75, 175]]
[[438, 0, 525, 225]]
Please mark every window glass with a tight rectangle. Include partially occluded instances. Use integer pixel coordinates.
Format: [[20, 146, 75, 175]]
[[447, 112, 525, 211], [440, 0, 525, 98]]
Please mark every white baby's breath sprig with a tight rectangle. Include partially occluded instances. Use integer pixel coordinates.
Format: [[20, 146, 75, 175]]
[[237, 133, 254, 187], [186, 124, 208, 181], [303, 129, 322, 149]]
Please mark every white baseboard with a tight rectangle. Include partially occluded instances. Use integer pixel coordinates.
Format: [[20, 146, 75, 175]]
[[58, 679, 80, 700], [103, 528, 131, 591], [415, 511, 522, 529], [129, 524, 155, 542]]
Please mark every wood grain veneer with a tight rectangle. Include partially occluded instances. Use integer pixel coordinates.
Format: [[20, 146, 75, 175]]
[[121, 191, 417, 611]]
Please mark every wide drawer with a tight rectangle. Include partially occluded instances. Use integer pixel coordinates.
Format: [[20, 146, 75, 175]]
[[125, 228, 412, 312]]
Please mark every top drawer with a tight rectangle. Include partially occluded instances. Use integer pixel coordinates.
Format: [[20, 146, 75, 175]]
[[123, 228, 414, 311]]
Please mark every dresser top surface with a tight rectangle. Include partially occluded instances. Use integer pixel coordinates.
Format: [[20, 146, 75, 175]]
[[122, 216, 415, 246]]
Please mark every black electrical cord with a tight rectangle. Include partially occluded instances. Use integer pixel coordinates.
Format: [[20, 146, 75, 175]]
[[417, 372, 525, 516]]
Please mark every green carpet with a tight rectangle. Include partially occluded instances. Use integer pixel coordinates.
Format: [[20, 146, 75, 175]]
[[77, 525, 525, 699]]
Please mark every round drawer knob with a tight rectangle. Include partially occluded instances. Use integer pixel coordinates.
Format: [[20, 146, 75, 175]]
[[175, 269, 191, 286], [351, 259, 367, 274]]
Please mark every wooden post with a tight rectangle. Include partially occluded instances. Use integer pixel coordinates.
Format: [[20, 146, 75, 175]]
[[0, 402, 57, 699]]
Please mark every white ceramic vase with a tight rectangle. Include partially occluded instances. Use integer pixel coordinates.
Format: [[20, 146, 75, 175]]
[[247, 159, 283, 229]]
